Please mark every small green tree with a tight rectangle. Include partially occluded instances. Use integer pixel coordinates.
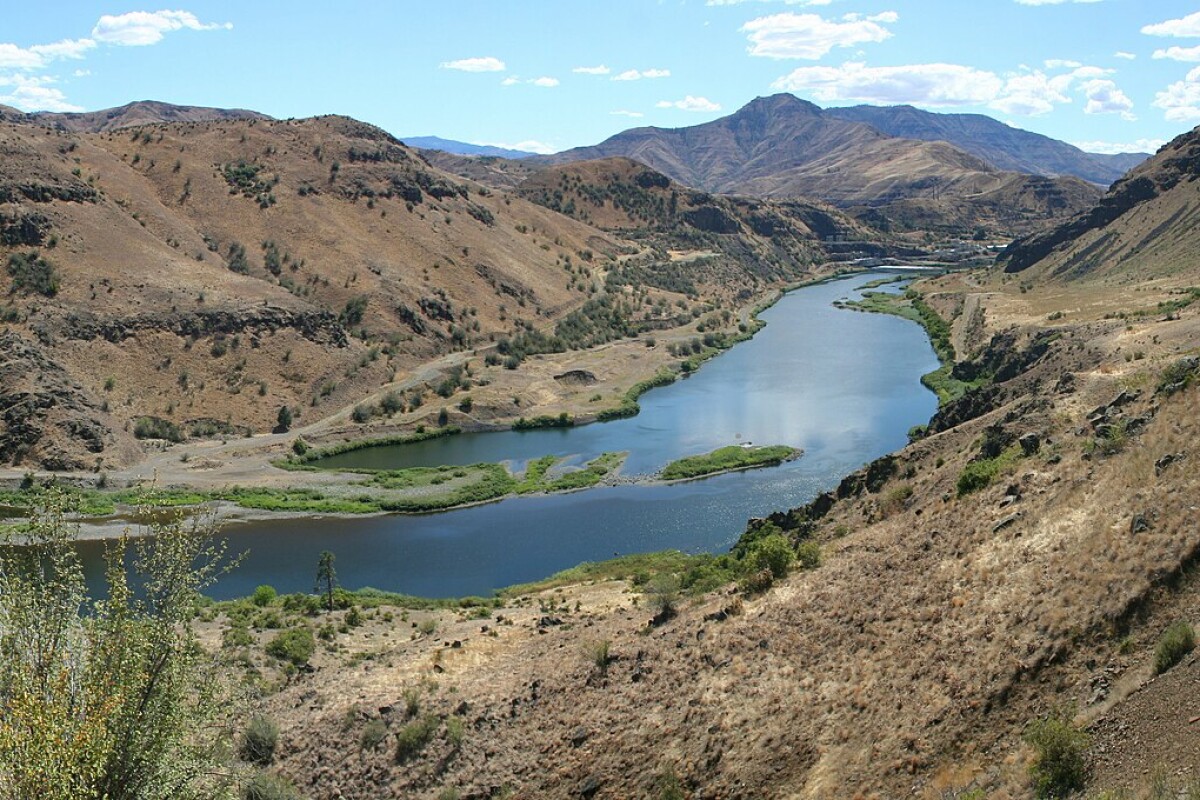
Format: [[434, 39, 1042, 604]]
[[315, 550, 337, 612], [274, 405, 293, 433]]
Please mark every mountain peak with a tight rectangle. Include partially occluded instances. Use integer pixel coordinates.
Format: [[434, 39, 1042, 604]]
[[739, 93, 823, 117]]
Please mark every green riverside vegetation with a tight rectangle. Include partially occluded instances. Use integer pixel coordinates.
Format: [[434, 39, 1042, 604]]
[[660, 444, 799, 481]]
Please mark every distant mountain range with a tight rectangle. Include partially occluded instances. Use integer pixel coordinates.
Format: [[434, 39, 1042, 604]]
[[533, 94, 1106, 234], [401, 136, 535, 159], [824, 104, 1146, 186]]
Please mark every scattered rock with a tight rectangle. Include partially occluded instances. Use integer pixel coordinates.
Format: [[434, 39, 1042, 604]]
[[1018, 432, 1041, 456], [554, 369, 598, 386], [993, 513, 1021, 533], [569, 726, 589, 747], [1130, 514, 1152, 535], [1155, 453, 1184, 476]]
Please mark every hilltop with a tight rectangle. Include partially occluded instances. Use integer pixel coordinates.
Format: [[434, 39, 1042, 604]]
[[537, 94, 1102, 235]]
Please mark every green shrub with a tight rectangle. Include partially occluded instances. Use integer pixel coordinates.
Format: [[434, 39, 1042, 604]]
[[360, 718, 388, 750], [395, 715, 439, 762], [745, 533, 794, 580], [1025, 711, 1089, 799], [133, 416, 184, 443], [265, 627, 315, 665], [240, 715, 279, 765], [242, 771, 301, 800], [1154, 620, 1196, 675], [586, 639, 612, 676], [6, 251, 59, 296], [445, 716, 465, 749], [252, 585, 277, 607], [795, 540, 822, 570]]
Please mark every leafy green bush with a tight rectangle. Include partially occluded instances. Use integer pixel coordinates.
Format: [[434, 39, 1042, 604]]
[[252, 585, 277, 607], [240, 715, 279, 765], [745, 533, 794, 580], [1154, 620, 1196, 675], [1025, 711, 1089, 799], [265, 627, 315, 665], [133, 416, 185, 443], [795, 540, 822, 570], [243, 772, 302, 800], [395, 715, 440, 762]]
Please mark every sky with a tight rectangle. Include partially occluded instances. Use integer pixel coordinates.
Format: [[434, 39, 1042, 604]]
[[4, 2, 1200, 156]]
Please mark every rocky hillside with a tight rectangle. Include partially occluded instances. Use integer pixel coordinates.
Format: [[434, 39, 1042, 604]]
[[0, 111, 638, 469], [826, 104, 1147, 186], [998, 124, 1200, 281], [516, 157, 885, 296], [537, 94, 1101, 235]]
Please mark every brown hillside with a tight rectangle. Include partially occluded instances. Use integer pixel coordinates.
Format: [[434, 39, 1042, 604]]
[[0, 114, 627, 468], [0, 99, 270, 132], [999, 126, 1200, 284]]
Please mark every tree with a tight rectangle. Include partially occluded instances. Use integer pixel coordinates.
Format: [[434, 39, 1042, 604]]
[[315, 550, 337, 612], [274, 405, 293, 433], [0, 490, 238, 800]]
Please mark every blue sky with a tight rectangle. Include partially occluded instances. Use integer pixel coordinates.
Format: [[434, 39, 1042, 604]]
[[4, 2, 1200, 155]]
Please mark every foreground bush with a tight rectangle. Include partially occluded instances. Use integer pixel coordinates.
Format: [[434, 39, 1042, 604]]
[[1154, 620, 1196, 675], [0, 491, 236, 800], [265, 628, 316, 666], [243, 772, 302, 800], [1025, 711, 1089, 799]]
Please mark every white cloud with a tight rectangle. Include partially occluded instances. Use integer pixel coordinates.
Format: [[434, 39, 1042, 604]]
[[0, 44, 42, 69], [612, 68, 671, 81], [708, 0, 832, 5], [1072, 138, 1163, 154], [1153, 65, 1200, 121], [530, 76, 559, 87], [1044, 59, 1082, 69], [773, 61, 1003, 105], [92, 10, 231, 46], [1014, 0, 1102, 5], [479, 139, 556, 154], [440, 56, 506, 72], [655, 96, 722, 112], [73, 69, 91, 77], [773, 60, 1127, 117], [500, 76, 520, 86], [0, 73, 82, 112], [1114, 51, 1136, 60], [1153, 45, 1200, 61], [31, 38, 96, 61], [1143, 12, 1200, 38], [1079, 78, 1134, 118], [741, 12, 896, 60], [611, 109, 644, 117], [573, 65, 610, 75]]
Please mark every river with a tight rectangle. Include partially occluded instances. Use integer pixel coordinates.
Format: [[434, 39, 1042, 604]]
[[78, 271, 940, 599]]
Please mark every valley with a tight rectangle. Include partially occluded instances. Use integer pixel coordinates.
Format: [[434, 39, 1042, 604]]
[[5, 86, 1200, 800]]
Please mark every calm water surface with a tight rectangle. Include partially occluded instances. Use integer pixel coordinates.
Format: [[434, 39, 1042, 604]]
[[79, 272, 939, 599]]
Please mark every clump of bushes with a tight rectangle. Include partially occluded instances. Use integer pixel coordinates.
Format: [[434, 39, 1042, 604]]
[[1154, 620, 1196, 675], [133, 416, 184, 443], [395, 715, 440, 762], [1025, 710, 1089, 799], [265, 627, 315, 666], [240, 715, 279, 765], [6, 251, 58, 296], [242, 772, 301, 800], [360, 718, 388, 750]]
